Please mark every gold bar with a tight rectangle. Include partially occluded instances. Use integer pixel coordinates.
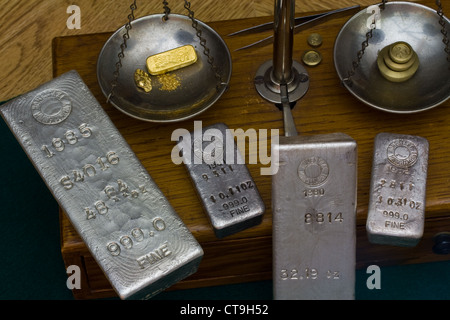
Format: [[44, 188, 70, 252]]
[[146, 45, 197, 75]]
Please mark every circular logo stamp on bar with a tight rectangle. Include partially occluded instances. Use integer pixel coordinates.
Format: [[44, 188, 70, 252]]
[[193, 136, 224, 164], [387, 139, 419, 168], [31, 89, 72, 125], [298, 156, 329, 186]]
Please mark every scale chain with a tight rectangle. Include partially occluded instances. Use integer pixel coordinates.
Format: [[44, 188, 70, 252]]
[[436, 0, 450, 68], [107, 0, 138, 103], [163, 0, 171, 21], [342, 0, 387, 86], [182, 0, 228, 90]]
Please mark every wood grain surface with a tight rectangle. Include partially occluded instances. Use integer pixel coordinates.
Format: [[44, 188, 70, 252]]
[[1, 0, 418, 102], [48, 0, 450, 299]]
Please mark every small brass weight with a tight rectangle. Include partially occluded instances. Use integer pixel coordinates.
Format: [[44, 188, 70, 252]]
[[377, 41, 420, 83]]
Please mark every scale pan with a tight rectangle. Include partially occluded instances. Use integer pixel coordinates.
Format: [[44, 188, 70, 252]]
[[334, 2, 450, 113], [97, 14, 232, 122]]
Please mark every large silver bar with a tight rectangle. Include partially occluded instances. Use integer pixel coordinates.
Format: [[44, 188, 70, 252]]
[[0, 70, 203, 300], [366, 132, 429, 247], [272, 133, 357, 300], [178, 123, 265, 238]]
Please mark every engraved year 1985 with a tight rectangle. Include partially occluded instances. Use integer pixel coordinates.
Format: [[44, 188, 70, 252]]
[[41, 123, 92, 158]]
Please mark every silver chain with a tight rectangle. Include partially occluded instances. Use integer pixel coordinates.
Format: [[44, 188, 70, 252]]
[[342, 0, 387, 86], [436, 0, 450, 69], [163, 0, 171, 21], [107, 0, 137, 103], [183, 0, 227, 90]]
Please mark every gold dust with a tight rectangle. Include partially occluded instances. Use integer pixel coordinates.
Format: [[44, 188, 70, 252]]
[[157, 73, 181, 91]]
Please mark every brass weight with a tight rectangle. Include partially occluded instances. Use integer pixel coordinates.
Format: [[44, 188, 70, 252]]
[[377, 41, 420, 83], [302, 49, 322, 67]]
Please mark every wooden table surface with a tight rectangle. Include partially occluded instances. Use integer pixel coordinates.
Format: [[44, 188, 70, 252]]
[[2, 0, 411, 102]]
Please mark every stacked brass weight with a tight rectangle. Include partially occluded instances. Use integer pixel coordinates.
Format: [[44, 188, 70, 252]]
[[377, 41, 420, 83]]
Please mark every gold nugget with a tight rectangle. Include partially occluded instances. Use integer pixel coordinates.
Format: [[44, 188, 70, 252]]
[[146, 45, 197, 75], [134, 69, 152, 92]]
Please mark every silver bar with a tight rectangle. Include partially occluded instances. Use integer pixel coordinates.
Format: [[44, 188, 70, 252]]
[[178, 123, 265, 238], [0, 70, 203, 300], [366, 132, 429, 247], [272, 0, 295, 84], [272, 133, 357, 300]]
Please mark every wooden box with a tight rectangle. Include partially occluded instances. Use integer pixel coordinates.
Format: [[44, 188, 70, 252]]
[[55, 1, 450, 299]]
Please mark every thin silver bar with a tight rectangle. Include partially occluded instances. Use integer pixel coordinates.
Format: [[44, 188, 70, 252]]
[[272, 0, 295, 84], [272, 133, 357, 300], [178, 123, 265, 238], [0, 70, 203, 300], [366, 132, 429, 247]]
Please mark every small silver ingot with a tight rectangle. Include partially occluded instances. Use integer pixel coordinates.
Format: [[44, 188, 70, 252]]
[[0, 71, 203, 300], [366, 132, 429, 247], [272, 133, 357, 300], [177, 123, 265, 238]]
